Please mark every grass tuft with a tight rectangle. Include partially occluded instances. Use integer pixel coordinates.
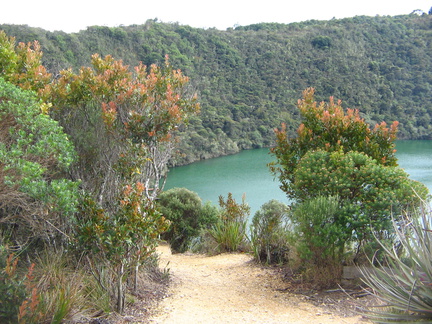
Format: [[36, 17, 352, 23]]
[[362, 204, 432, 323]]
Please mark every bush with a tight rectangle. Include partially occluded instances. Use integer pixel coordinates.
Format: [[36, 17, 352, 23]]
[[290, 195, 346, 287], [158, 188, 219, 253], [270, 89, 428, 271], [76, 188, 169, 313], [0, 77, 78, 247], [250, 200, 291, 264], [362, 205, 432, 322], [289, 149, 428, 254]]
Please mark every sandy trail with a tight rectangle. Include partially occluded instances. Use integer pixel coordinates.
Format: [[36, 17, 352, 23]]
[[149, 244, 368, 324]]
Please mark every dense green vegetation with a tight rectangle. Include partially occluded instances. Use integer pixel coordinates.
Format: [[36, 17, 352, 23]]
[[0, 31, 198, 319], [0, 76, 79, 247], [2, 12, 432, 164], [1, 12, 432, 321], [270, 88, 429, 287]]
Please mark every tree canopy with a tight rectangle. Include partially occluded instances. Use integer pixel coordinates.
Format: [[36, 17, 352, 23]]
[[270, 88, 400, 198], [1, 13, 432, 164]]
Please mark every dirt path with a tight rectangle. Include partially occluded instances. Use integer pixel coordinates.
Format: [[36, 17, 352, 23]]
[[149, 244, 369, 324]]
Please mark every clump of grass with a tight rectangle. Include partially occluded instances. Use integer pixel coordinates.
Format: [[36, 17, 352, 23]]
[[34, 250, 82, 323], [31, 249, 112, 323], [362, 204, 432, 322], [202, 193, 250, 253], [209, 220, 247, 252]]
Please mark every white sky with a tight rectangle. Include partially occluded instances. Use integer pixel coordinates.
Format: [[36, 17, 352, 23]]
[[1, 0, 431, 33]]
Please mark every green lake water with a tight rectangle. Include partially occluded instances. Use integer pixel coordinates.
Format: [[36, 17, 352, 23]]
[[165, 140, 432, 215]]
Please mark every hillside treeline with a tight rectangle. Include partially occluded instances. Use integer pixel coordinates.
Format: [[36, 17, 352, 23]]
[[2, 12, 432, 164]]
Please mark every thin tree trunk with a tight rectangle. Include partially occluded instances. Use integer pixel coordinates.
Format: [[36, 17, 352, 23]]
[[117, 262, 125, 314]]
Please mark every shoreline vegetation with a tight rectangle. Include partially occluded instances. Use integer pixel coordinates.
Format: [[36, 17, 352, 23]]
[[2, 13, 432, 166], [1, 10, 432, 323]]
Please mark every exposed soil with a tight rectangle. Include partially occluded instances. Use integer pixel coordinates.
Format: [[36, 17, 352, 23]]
[[142, 243, 374, 324]]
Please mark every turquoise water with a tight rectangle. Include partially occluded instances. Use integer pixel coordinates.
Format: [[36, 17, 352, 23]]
[[394, 140, 432, 190], [165, 141, 432, 215]]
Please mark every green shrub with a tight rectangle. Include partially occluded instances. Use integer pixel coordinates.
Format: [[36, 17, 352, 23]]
[[270, 89, 429, 270], [0, 77, 79, 247], [158, 188, 219, 253], [76, 188, 169, 313], [290, 195, 346, 287], [250, 200, 291, 264], [362, 205, 432, 322], [288, 149, 428, 257]]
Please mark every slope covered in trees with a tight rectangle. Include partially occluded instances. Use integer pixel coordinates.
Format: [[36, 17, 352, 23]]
[[2, 12, 432, 164]]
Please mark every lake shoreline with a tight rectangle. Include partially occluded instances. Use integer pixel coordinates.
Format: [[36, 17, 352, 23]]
[[166, 140, 432, 215]]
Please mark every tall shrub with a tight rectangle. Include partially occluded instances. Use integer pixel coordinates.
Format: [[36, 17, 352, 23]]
[[270, 88, 429, 278], [270, 87, 400, 201], [250, 200, 290, 264], [45, 54, 199, 313], [0, 29, 200, 315]]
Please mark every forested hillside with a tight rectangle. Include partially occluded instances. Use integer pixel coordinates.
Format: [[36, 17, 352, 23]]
[[2, 12, 432, 164]]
